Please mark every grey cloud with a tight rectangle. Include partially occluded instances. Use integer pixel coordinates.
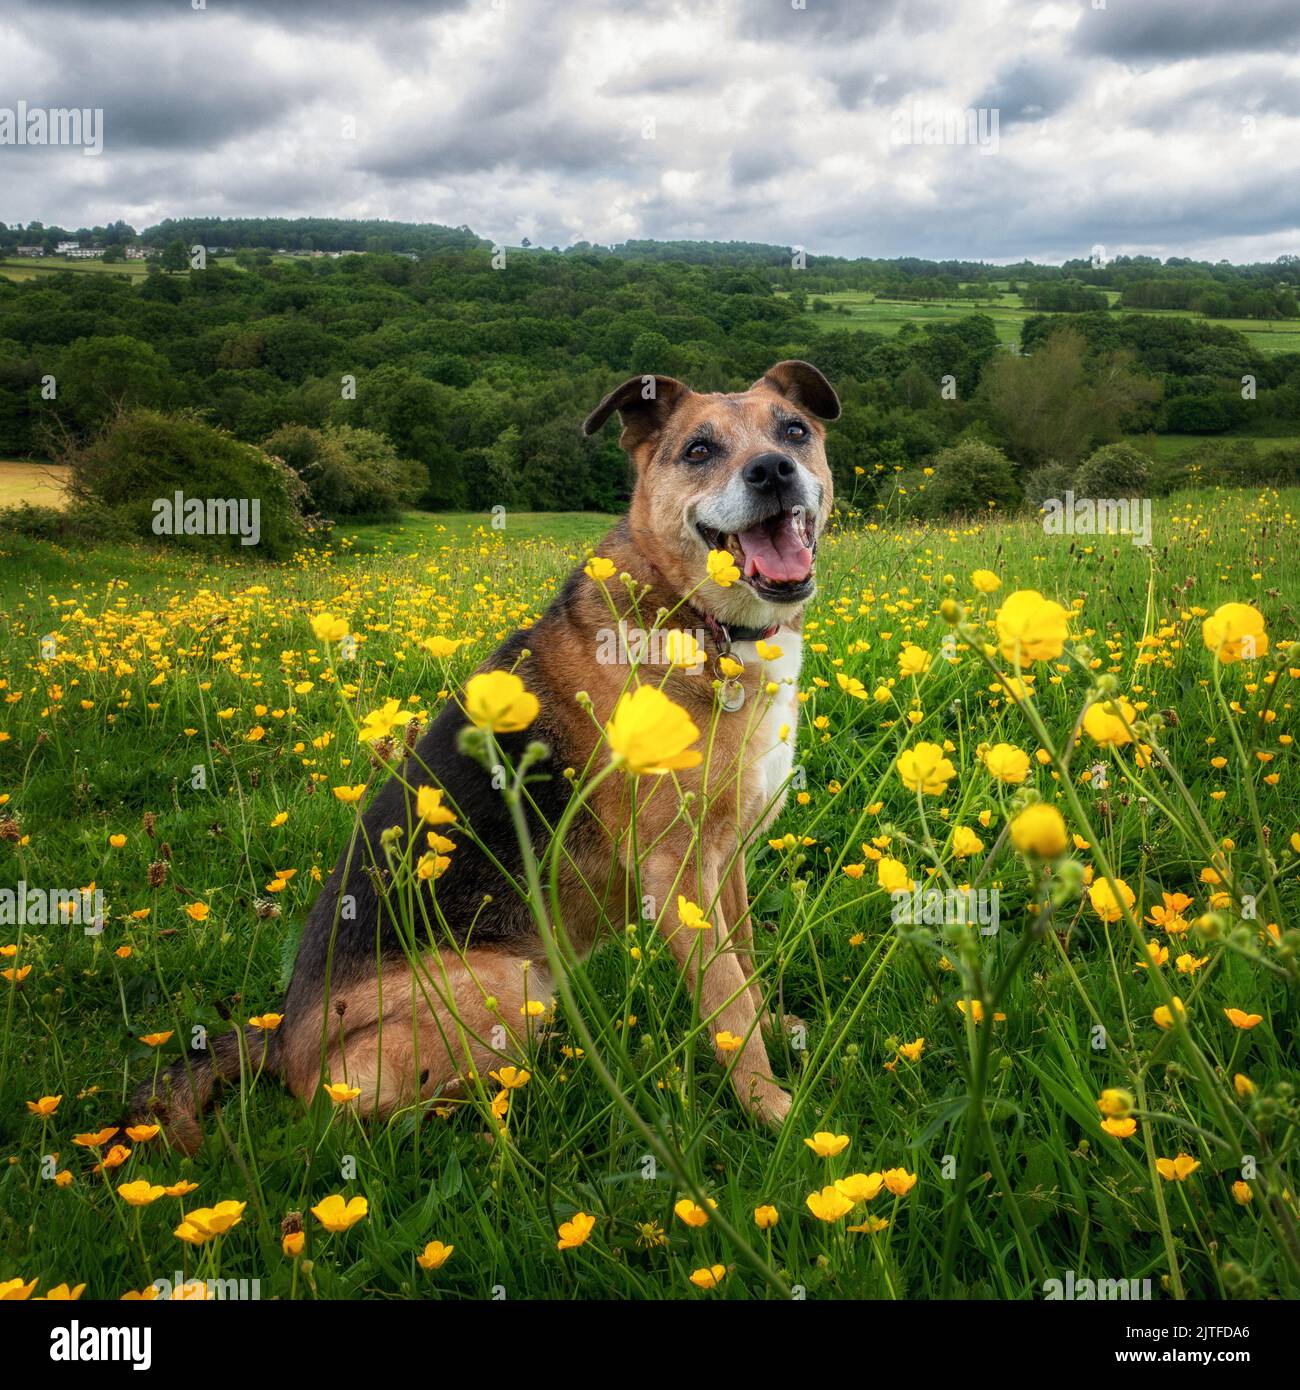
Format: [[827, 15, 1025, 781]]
[[1073, 0, 1300, 61]]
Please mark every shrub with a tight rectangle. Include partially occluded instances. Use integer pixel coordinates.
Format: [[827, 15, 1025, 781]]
[[1074, 442, 1151, 497], [1023, 462, 1075, 509], [63, 408, 307, 558], [261, 423, 425, 522], [902, 440, 1022, 519]]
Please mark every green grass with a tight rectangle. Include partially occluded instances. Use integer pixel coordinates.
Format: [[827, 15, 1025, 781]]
[[1, 492, 1297, 1301], [796, 290, 1300, 357]]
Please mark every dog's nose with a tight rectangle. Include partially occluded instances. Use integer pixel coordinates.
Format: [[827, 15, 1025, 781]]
[[743, 452, 796, 494]]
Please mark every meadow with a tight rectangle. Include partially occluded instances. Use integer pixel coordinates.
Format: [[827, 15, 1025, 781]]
[[796, 288, 1300, 357], [0, 490, 1297, 1301]]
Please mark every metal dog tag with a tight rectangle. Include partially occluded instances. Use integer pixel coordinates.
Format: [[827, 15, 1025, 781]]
[[719, 679, 746, 712]]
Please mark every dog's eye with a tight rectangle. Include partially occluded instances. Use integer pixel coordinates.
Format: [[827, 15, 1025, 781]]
[[683, 440, 712, 463], [785, 420, 809, 442]]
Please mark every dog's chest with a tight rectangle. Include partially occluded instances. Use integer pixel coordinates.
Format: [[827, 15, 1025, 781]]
[[729, 630, 802, 818]]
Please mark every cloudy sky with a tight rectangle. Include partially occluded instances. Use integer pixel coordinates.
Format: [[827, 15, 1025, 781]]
[[3, 0, 1299, 263]]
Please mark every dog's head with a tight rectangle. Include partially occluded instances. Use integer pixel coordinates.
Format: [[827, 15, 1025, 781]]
[[583, 361, 838, 626]]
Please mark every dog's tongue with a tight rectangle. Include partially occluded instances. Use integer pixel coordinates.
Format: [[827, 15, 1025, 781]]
[[736, 514, 813, 584]]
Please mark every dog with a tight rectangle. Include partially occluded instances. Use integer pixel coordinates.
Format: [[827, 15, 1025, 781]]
[[132, 360, 839, 1150]]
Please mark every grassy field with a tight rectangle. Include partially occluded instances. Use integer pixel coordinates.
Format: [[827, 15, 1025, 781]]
[[0, 254, 311, 284], [797, 290, 1300, 357], [0, 494, 1298, 1301], [0, 462, 70, 509]]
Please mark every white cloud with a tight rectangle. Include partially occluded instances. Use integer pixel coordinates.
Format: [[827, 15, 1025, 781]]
[[1, 0, 1297, 262]]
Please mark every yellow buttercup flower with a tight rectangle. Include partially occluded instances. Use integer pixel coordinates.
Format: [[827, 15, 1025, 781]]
[[995, 589, 1071, 665], [117, 1180, 166, 1206], [1009, 803, 1068, 858], [895, 741, 956, 795], [26, 1094, 61, 1115], [1088, 877, 1135, 923], [1202, 602, 1267, 664], [803, 1130, 850, 1158], [674, 1197, 716, 1228], [753, 1204, 779, 1230], [557, 1211, 596, 1250], [416, 784, 457, 826], [971, 569, 1001, 594], [417, 1240, 455, 1270], [606, 685, 702, 774], [835, 1171, 884, 1203], [881, 1168, 917, 1197], [689, 1263, 727, 1289], [1224, 1008, 1263, 1030], [1083, 697, 1137, 747], [1155, 1153, 1200, 1182], [983, 742, 1030, 784], [805, 1186, 855, 1222], [876, 857, 912, 893], [322, 1081, 361, 1104], [663, 629, 704, 670], [310, 612, 349, 643], [706, 549, 741, 587], [333, 784, 367, 803], [1096, 1088, 1134, 1118], [463, 670, 539, 733], [950, 825, 983, 858], [897, 644, 931, 677], [175, 1200, 246, 1244], [1101, 1117, 1137, 1139], [583, 555, 617, 582], [311, 1194, 369, 1232], [1153, 997, 1187, 1030]]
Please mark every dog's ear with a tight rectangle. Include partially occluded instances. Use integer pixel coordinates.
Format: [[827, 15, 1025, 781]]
[[582, 374, 690, 445], [753, 360, 840, 421]]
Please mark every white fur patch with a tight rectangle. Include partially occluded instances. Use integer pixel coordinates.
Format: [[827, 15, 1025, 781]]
[[730, 628, 803, 828]]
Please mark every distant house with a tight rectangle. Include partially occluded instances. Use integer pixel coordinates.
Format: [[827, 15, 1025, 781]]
[[15, 246, 44, 257], [55, 240, 79, 254], [124, 246, 153, 260], [66, 246, 104, 259]]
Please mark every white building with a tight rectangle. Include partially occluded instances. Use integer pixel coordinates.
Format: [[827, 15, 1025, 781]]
[[56, 240, 79, 253], [16, 246, 44, 257]]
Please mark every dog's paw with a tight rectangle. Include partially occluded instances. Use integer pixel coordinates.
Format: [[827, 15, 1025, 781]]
[[745, 1079, 793, 1129], [764, 1011, 805, 1042]]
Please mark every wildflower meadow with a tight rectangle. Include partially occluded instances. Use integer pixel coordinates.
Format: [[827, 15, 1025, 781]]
[[1, 491, 1298, 1305]]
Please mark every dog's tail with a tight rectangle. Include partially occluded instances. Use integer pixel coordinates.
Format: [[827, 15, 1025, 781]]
[[125, 1025, 278, 1156]]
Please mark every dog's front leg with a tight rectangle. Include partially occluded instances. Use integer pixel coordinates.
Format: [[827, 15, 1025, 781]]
[[644, 850, 791, 1127]]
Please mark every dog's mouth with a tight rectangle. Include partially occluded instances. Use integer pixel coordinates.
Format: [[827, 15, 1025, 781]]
[[696, 508, 817, 601]]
